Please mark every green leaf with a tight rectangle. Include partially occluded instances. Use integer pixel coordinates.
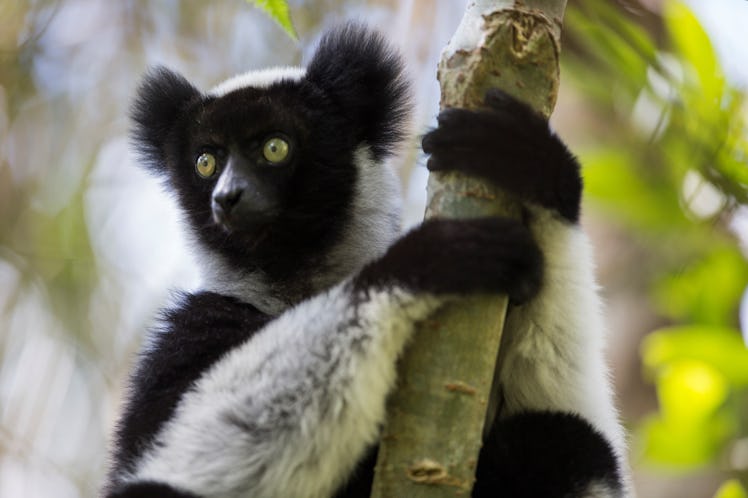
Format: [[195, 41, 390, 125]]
[[580, 0, 658, 64], [247, 0, 297, 41], [565, 7, 648, 95], [664, 0, 724, 105], [642, 325, 748, 387], [658, 360, 728, 423], [640, 409, 733, 467], [639, 359, 735, 467], [653, 247, 748, 325], [715, 480, 748, 498]]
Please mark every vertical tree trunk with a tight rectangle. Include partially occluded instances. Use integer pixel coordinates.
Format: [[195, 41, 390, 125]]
[[371, 1, 567, 496]]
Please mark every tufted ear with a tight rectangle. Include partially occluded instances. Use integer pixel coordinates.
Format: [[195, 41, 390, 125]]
[[306, 23, 412, 160], [130, 66, 201, 175]]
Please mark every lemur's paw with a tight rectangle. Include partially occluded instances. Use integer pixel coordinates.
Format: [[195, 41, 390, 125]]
[[354, 217, 542, 302], [422, 89, 582, 223]]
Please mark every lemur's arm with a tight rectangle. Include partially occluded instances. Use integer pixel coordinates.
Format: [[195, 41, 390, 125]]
[[107, 217, 541, 498]]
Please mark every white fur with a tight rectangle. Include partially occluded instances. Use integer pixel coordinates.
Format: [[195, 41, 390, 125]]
[[314, 145, 403, 291], [581, 481, 625, 498], [128, 282, 443, 498], [209, 67, 306, 97], [197, 250, 288, 315]]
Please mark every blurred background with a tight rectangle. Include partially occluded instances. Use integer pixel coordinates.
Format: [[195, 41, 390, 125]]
[[1, 0, 747, 497]]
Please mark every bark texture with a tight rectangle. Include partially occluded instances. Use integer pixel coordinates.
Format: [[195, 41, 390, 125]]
[[371, 1, 568, 496]]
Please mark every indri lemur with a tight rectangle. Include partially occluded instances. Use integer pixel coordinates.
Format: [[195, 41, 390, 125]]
[[105, 23, 629, 498]]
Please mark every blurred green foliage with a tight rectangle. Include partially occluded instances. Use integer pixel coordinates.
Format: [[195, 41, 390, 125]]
[[565, 0, 748, 492]]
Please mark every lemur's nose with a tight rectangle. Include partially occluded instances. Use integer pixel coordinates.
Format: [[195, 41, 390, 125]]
[[213, 187, 243, 214]]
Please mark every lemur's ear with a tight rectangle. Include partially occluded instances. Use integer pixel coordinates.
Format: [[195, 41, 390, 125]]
[[130, 66, 201, 175], [306, 23, 412, 160]]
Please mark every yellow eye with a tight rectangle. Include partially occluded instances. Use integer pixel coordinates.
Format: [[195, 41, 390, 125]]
[[263, 137, 290, 163], [196, 152, 216, 178]]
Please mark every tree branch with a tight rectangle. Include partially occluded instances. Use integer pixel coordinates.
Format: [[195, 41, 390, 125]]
[[371, 1, 567, 496]]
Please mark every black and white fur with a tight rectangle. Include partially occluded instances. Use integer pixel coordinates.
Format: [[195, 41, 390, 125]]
[[105, 23, 629, 498]]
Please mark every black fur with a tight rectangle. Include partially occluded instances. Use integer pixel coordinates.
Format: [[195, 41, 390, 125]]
[[130, 67, 201, 175], [107, 481, 198, 498], [422, 89, 583, 223], [354, 217, 542, 303], [332, 447, 377, 498], [474, 412, 623, 497], [306, 22, 412, 161], [109, 293, 270, 478]]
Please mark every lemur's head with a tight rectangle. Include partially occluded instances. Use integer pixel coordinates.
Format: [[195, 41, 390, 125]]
[[131, 24, 411, 310]]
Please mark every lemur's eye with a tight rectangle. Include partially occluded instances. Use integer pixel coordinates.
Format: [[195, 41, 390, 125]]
[[196, 152, 217, 178], [263, 137, 290, 163]]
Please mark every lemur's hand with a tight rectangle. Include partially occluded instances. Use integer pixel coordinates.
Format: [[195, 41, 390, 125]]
[[354, 217, 542, 303], [422, 89, 582, 223]]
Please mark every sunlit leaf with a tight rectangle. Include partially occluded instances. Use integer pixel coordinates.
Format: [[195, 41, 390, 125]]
[[715, 480, 748, 498], [642, 325, 748, 387], [663, 0, 724, 105], [639, 359, 735, 467], [658, 360, 727, 422], [640, 410, 734, 467], [653, 247, 748, 325], [246, 0, 297, 40]]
